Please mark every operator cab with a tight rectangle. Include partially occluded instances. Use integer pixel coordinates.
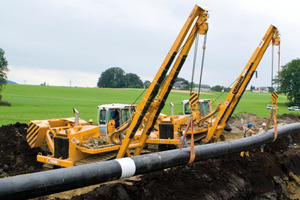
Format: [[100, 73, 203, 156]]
[[97, 104, 135, 139], [181, 99, 212, 116]]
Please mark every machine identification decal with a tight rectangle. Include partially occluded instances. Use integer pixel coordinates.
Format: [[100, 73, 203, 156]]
[[47, 158, 58, 164], [258, 40, 264, 48]]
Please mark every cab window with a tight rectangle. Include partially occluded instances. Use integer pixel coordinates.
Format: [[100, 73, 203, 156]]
[[121, 109, 131, 124], [109, 109, 120, 128], [184, 103, 191, 115], [99, 109, 106, 125], [200, 101, 210, 116]]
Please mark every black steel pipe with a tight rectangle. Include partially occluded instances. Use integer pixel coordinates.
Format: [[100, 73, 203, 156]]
[[1, 123, 300, 199]]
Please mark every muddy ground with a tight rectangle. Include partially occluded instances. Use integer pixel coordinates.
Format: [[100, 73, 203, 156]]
[[0, 114, 300, 199], [0, 123, 46, 177]]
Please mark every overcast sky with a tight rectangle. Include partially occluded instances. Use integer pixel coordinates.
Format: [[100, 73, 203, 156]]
[[1, 0, 299, 88]]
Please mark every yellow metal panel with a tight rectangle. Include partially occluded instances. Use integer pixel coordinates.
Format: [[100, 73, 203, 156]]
[[27, 121, 49, 148], [272, 92, 278, 104], [146, 138, 180, 145], [37, 155, 74, 167], [77, 145, 120, 154], [189, 92, 199, 110]]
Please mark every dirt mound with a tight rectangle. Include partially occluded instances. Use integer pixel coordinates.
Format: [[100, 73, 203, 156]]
[[0, 123, 45, 177], [63, 114, 300, 200], [223, 113, 300, 140], [0, 115, 300, 199], [68, 132, 300, 200], [281, 114, 300, 122]]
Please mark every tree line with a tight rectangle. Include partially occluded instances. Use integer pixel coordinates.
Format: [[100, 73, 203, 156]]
[[0, 49, 299, 106], [97, 67, 231, 92], [0, 48, 9, 105], [276, 58, 300, 106], [96, 59, 300, 106]]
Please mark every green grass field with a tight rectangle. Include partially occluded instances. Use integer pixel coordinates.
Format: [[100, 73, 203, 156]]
[[0, 84, 298, 126]]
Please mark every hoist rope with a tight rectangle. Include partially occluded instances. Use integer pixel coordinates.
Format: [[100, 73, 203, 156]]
[[278, 43, 281, 89], [132, 21, 203, 106], [131, 87, 147, 106], [190, 34, 199, 95], [211, 42, 273, 105], [197, 33, 207, 97], [271, 43, 274, 91], [211, 78, 237, 106]]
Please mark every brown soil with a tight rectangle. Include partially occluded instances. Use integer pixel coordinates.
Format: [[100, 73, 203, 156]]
[[60, 135, 300, 200], [0, 114, 300, 199], [0, 123, 46, 177]]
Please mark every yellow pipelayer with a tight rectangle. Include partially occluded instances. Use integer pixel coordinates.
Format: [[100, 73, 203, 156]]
[[116, 5, 209, 158], [26, 5, 280, 167]]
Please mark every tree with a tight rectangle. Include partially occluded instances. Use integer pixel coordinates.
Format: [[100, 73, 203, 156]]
[[0, 48, 8, 100], [174, 77, 190, 90], [175, 77, 188, 83], [211, 85, 222, 92], [97, 67, 144, 88], [211, 85, 231, 92], [97, 67, 126, 88], [125, 73, 143, 88], [277, 58, 300, 105], [224, 87, 231, 92], [143, 80, 151, 88]]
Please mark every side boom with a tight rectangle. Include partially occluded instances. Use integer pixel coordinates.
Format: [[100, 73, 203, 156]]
[[202, 25, 280, 143], [117, 5, 209, 158]]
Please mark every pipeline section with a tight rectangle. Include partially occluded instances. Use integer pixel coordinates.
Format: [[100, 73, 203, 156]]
[[1, 122, 300, 199]]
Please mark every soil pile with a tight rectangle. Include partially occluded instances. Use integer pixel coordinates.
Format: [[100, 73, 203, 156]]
[[0, 123, 45, 177], [0, 114, 299, 199], [67, 114, 300, 200], [68, 132, 300, 200]]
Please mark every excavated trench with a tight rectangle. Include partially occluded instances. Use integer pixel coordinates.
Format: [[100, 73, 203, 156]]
[[0, 114, 300, 199]]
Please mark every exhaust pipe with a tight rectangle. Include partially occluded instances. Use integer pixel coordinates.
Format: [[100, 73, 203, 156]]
[[170, 102, 174, 116], [73, 108, 79, 127], [0, 123, 300, 199]]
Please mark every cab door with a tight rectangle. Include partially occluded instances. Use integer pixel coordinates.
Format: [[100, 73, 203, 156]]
[[98, 107, 108, 139]]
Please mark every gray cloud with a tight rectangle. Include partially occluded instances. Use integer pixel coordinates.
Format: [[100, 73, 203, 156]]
[[1, 0, 299, 88]]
